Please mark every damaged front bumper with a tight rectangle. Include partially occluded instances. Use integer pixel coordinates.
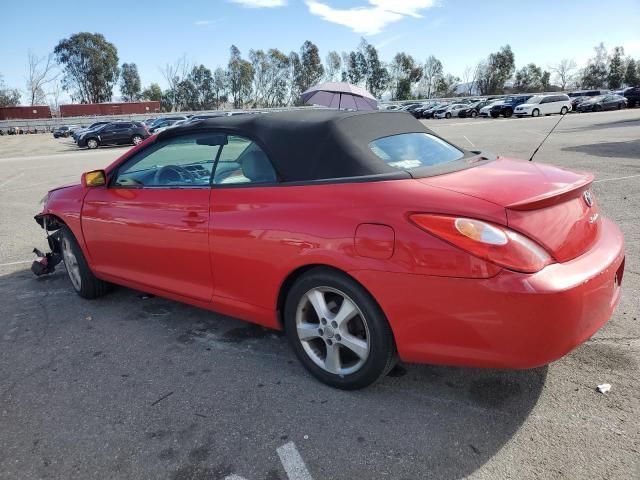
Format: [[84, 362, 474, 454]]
[[31, 213, 63, 276]]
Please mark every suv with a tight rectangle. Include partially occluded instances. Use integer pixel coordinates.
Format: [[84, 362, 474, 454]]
[[514, 94, 571, 117], [623, 86, 640, 107], [77, 122, 150, 149], [72, 121, 113, 142], [490, 95, 533, 118]]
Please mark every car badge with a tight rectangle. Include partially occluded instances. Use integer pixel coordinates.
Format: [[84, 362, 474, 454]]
[[583, 190, 593, 208]]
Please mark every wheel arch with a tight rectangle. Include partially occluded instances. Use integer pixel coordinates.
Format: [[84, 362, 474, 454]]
[[35, 212, 67, 231], [276, 264, 388, 333]]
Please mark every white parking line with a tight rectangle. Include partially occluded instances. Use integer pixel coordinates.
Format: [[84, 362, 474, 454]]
[[223, 442, 313, 480], [594, 174, 640, 183], [277, 442, 314, 480], [0, 172, 24, 189], [463, 135, 475, 147]]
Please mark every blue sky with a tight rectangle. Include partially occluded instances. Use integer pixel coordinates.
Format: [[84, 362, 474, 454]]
[[2, 0, 639, 102]]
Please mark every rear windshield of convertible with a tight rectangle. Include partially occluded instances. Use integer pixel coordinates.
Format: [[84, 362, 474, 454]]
[[368, 133, 465, 170]]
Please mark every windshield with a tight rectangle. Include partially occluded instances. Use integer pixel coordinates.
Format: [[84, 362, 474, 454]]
[[369, 133, 465, 170]]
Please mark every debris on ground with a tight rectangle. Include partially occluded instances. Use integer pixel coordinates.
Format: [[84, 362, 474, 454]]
[[31, 246, 62, 276], [596, 383, 611, 394]]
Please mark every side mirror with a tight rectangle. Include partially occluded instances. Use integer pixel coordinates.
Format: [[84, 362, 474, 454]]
[[82, 169, 107, 187]]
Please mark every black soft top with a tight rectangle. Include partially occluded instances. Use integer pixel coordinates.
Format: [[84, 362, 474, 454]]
[[159, 109, 470, 183]]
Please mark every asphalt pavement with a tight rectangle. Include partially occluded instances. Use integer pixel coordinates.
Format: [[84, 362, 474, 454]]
[[0, 109, 638, 479]]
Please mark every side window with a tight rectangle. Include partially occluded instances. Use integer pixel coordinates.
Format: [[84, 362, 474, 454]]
[[213, 135, 277, 185], [113, 133, 222, 188], [540, 97, 552, 104]]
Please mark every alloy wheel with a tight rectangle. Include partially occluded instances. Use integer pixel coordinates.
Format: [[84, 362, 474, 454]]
[[61, 236, 82, 291], [295, 286, 370, 376]]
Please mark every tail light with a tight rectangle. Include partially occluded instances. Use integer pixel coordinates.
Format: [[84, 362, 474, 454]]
[[410, 214, 553, 273]]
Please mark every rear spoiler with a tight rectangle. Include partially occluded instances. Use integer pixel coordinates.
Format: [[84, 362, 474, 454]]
[[506, 173, 594, 211]]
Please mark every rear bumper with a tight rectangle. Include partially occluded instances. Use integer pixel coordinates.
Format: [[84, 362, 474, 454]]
[[350, 217, 625, 368]]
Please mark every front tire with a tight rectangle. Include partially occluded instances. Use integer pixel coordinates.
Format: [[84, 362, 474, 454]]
[[531, 109, 540, 117], [132, 134, 143, 145], [284, 268, 397, 389], [87, 138, 99, 149], [470, 110, 477, 118], [504, 108, 513, 118], [60, 226, 110, 299], [445, 112, 452, 119], [560, 106, 568, 115]]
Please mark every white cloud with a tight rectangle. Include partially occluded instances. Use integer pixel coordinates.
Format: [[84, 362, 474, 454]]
[[306, 0, 435, 35], [229, 0, 287, 7]]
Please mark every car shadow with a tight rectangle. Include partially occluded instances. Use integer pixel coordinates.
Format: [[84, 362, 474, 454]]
[[1, 267, 547, 479], [563, 139, 640, 159]]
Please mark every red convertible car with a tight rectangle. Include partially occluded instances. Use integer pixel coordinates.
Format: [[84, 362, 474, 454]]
[[34, 110, 625, 389]]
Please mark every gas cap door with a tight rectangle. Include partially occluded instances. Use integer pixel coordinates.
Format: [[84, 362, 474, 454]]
[[354, 223, 395, 259]]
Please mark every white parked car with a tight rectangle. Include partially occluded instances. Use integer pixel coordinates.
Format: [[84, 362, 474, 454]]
[[479, 100, 504, 117], [434, 103, 468, 119], [514, 94, 572, 117]]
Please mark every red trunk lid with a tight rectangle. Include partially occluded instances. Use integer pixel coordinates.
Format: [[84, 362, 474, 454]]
[[418, 158, 600, 262]]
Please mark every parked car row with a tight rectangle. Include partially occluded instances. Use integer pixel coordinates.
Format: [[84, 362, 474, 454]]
[[381, 87, 637, 120], [50, 111, 253, 149]]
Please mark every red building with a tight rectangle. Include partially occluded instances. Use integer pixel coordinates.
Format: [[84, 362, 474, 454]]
[[0, 105, 52, 120], [59, 101, 160, 117]]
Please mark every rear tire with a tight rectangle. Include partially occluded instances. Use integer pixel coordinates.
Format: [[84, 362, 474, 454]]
[[284, 267, 397, 390], [504, 108, 513, 118], [60, 226, 110, 299]]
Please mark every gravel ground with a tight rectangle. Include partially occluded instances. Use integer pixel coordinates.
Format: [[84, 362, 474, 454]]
[[0, 109, 638, 480]]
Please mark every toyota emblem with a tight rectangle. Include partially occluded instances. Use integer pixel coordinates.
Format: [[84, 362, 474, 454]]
[[583, 190, 593, 208]]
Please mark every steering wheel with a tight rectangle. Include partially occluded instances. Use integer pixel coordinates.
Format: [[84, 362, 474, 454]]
[[153, 165, 196, 185]]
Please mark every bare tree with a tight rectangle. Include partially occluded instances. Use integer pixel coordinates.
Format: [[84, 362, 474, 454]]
[[26, 51, 58, 106], [161, 54, 191, 111], [420, 55, 442, 99], [461, 66, 473, 96], [550, 59, 577, 91], [325, 51, 342, 82], [47, 80, 63, 115]]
